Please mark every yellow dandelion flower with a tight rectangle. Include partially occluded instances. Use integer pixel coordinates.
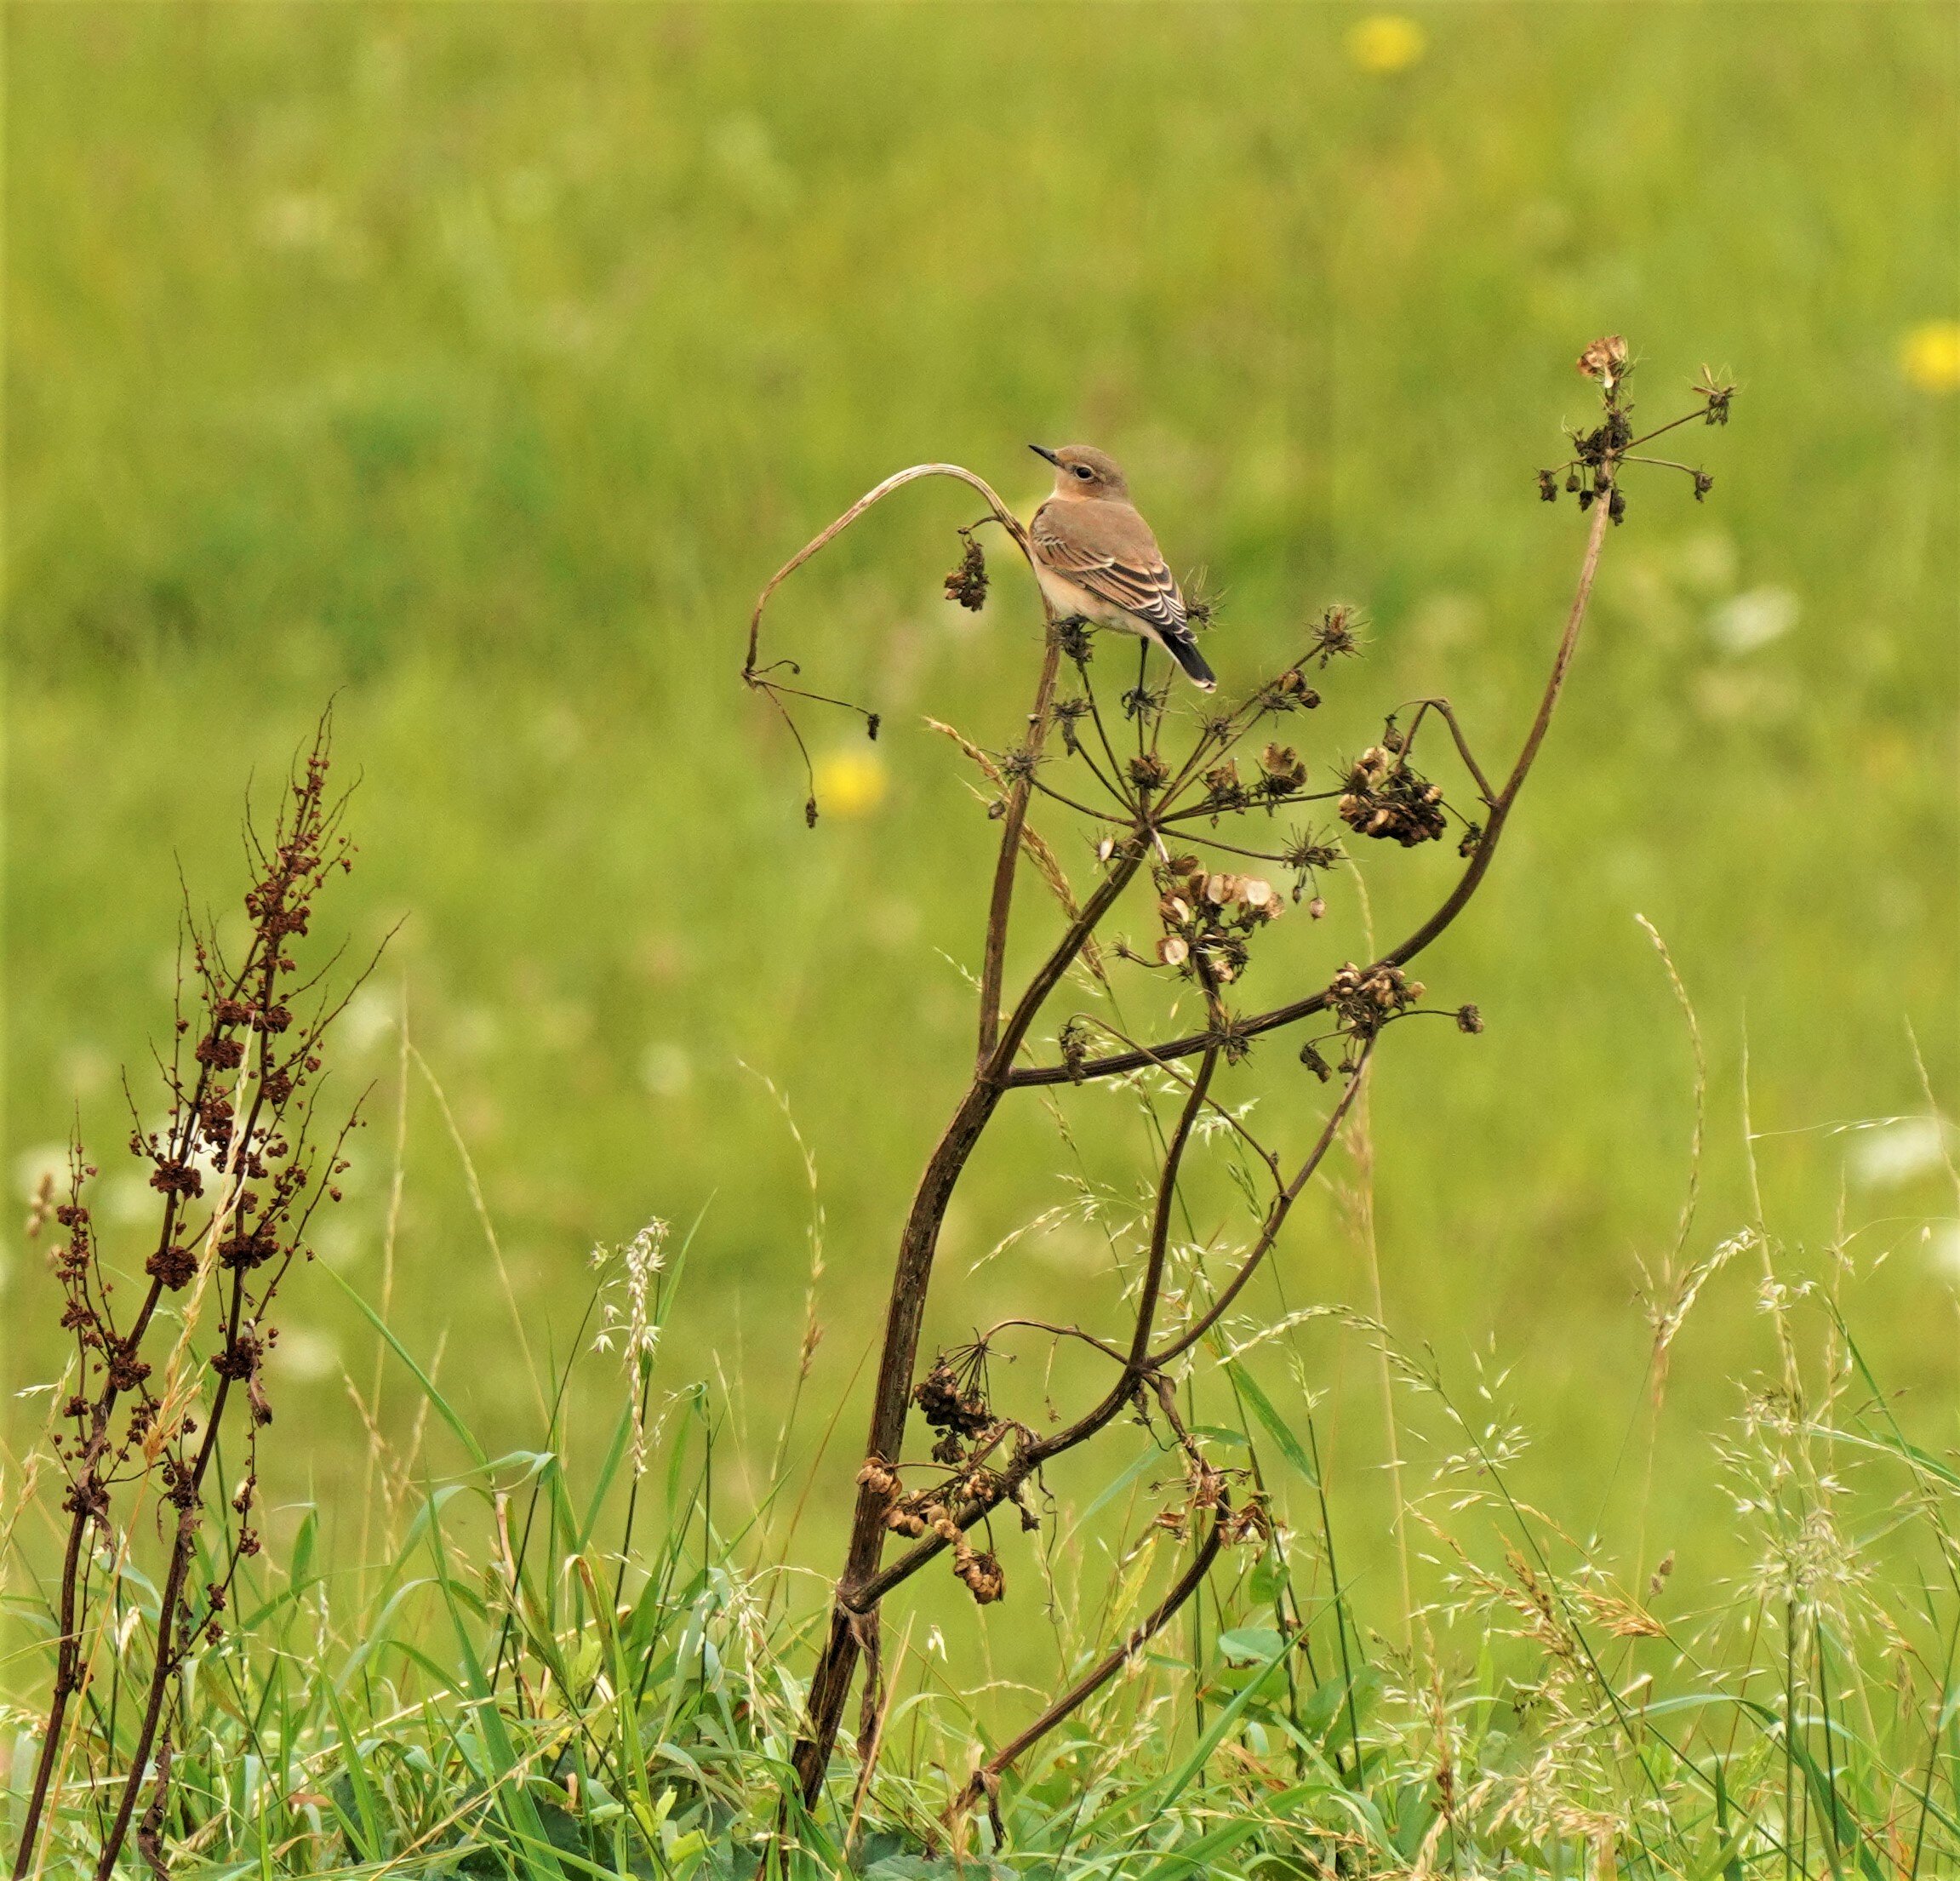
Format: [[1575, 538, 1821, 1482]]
[[813, 747, 889, 820], [1901, 321, 1960, 395], [1347, 14, 1426, 75]]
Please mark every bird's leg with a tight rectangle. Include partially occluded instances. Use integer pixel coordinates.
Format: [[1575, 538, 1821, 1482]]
[[1124, 637, 1151, 726]]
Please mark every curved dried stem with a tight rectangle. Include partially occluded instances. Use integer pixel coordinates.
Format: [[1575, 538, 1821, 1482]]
[[744, 463, 1032, 683]]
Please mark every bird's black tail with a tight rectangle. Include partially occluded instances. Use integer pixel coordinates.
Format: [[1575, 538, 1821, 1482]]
[[1163, 628, 1216, 691]]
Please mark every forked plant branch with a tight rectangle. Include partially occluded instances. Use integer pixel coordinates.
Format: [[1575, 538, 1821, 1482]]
[[752, 342, 1729, 1846]]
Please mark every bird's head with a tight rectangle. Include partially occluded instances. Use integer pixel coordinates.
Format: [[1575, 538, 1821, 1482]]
[[1031, 443, 1129, 500]]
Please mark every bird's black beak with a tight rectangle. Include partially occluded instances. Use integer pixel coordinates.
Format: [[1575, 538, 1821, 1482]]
[[1028, 443, 1060, 466]]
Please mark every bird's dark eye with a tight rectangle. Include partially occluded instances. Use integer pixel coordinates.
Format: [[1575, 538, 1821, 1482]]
[[1073, 465, 1094, 480]]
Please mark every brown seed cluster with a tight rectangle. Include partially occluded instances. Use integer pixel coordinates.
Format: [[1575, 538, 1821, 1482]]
[[20, 720, 366, 1878], [1339, 746, 1447, 847], [1256, 742, 1309, 798], [914, 1352, 996, 1461], [1152, 855, 1283, 986], [1198, 740, 1314, 819], [943, 534, 988, 611], [1260, 665, 1323, 712], [1328, 960, 1425, 1039]]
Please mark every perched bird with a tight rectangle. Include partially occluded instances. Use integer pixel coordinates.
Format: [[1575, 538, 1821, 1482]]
[[1027, 444, 1215, 690]]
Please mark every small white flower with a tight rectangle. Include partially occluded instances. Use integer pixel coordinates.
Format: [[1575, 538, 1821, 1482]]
[[1848, 1116, 1949, 1190], [1708, 586, 1798, 655]]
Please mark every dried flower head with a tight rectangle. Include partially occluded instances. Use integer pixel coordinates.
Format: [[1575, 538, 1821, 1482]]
[[1308, 605, 1361, 666], [1151, 855, 1284, 987], [1051, 615, 1094, 664], [1201, 758, 1249, 815], [1257, 743, 1308, 799], [914, 1354, 991, 1438], [1338, 746, 1447, 846], [1261, 665, 1323, 711], [1576, 334, 1631, 386], [953, 1543, 1004, 1605], [1328, 960, 1424, 1038], [1692, 365, 1735, 425], [1282, 827, 1344, 901], [1054, 696, 1092, 755], [943, 533, 988, 610]]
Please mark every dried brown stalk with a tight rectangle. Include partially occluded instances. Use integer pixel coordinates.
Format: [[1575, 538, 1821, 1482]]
[[11, 718, 369, 1881]]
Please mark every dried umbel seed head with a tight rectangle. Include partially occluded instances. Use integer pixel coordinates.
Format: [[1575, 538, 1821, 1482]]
[[1265, 665, 1322, 709], [1127, 751, 1169, 794], [1059, 1015, 1093, 1083], [1456, 1003, 1483, 1034], [1258, 742, 1308, 798], [1151, 857, 1284, 986], [1054, 696, 1092, 754], [1309, 605, 1360, 666], [1693, 366, 1735, 425], [914, 1357, 991, 1437], [885, 1506, 928, 1538], [1220, 1499, 1272, 1547], [944, 534, 988, 611], [953, 1542, 1005, 1605], [1338, 746, 1448, 847], [1202, 758, 1248, 814], [1328, 961, 1424, 1038], [1051, 615, 1094, 663], [855, 1457, 901, 1501], [1577, 334, 1631, 386]]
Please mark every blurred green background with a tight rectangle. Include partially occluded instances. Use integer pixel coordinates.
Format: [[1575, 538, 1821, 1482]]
[[4, 3, 1956, 1653]]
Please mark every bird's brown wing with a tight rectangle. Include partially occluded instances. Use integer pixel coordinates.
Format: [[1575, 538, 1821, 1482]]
[[1031, 500, 1188, 636]]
